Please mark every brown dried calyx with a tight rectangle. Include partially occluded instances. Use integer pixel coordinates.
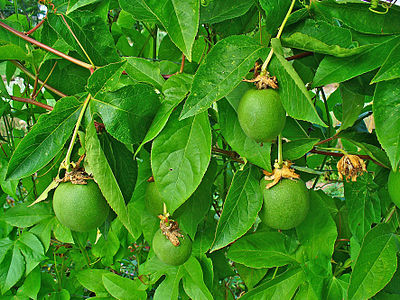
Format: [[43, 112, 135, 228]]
[[262, 160, 300, 189], [244, 63, 278, 90], [337, 154, 367, 182], [158, 215, 184, 246], [57, 156, 92, 184]]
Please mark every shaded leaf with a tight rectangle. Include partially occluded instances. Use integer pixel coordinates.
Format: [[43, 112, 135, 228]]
[[259, 0, 291, 34], [102, 273, 146, 300], [211, 165, 263, 252], [282, 138, 319, 161], [6, 97, 82, 180], [180, 36, 265, 119], [372, 40, 400, 83], [125, 57, 165, 90], [151, 109, 211, 213], [200, 0, 253, 24], [340, 86, 365, 131]]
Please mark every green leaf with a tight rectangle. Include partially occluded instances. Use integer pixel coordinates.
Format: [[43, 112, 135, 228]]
[[183, 257, 213, 300], [219, 91, 272, 171], [85, 121, 135, 237], [124, 57, 165, 90], [151, 109, 211, 213], [47, 11, 120, 66], [313, 36, 400, 87], [67, 0, 102, 14], [296, 191, 337, 297], [211, 165, 263, 252], [17, 232, 46, 275], [282, 19, 368, 57], [86, 60, 127, 97], [282, 138, 319, 161], [5, 97, 82, 180], [270, 39, 326, 126], [134, 73, 193, 156], [180, 36, 265, 119], [373, 79, 400, 170], [240, 267, 305, 299], [2, 202, 53, 228], [175, 159, 217, 239], [235, 264, 268, 289], [311, 0, 400, 35], [120, 0, 199, 60], [0, 246, 24, 294], [0, 44, 29, 60], [259, 0, 291, 34], [348, 224, 399, 300], [90, 84, 160, 145], [17, 266, 41, 300], [324, 276, 349, 300], [344, 173, 381, 243], [228, 231, 298, 268], [340, 86, 365, 131], [102, 273, 146, 300], [76, 269, 109, 296], [371, 40, 400, 83], [200, 0, 253, 24]]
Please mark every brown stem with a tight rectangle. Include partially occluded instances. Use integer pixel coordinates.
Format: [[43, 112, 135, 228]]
[[212, 147, 244, 164], [315, 132, 339, 146], [0, 21, 93, 70], [285, 51, 313, 61], [11, 61, 68, 98], [25, 15, 47, 35], [309, 149, 386, 168], [11, 96, 53, 111], [179, 54, 185, 74], [212, 201, 221, 217], [30, 71, 39, 99]]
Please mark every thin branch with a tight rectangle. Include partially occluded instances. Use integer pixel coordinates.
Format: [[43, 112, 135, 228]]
[[0, 21, 93, 70], [25, 15, 47, 35], [212, 147, 244, 164], [285, 51, 313, 61], [179, 54, 185, 74], [11, 60, 68, 98], [315, 133, 339, 146], [32, 61, 58, 99], [11, 96, 53, 111]]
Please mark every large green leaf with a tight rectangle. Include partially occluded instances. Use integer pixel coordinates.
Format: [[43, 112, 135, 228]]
[[151, 109, 211, 214], [227, 231, 298, 268], [180, 36, 265, 119], [124, 57, 165, 90], [282, 19, 368, 57], [240, 267, 305, 299], [1, 202, 53, 228], [134, 73, 193, 156], [340, 86, 365, 131], [46, 11, 120, 66], [259, 0, 291, 34], [119, 0, 199, 60], [76, 269, 109, 296], [102, 273, 146, 300], [311, 0, 400, 35], [373, 79, 400, 170], [6, 97, 82, 180], [270, 39, 326, 126], [211, 165, 263, 252], [348, 224, 399, 300], [200, 0, 253, 24], [282, 138, 319, 161], [371, 41, 400, 83], [312, 36, 400, 87], [344, 173, 381, 243], [91, 84, 160, 145], [85, 120, 135, 237], [219, 84, 272, 171]]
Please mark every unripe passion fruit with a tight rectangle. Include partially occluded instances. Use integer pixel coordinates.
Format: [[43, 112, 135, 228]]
[[53, 180, 110, 232], [145, 182, 164, 217], [237, 89, 286, 142], [259, 178, 309, 230], [388, 170, 400, 207], [152, 229, 192, 266]]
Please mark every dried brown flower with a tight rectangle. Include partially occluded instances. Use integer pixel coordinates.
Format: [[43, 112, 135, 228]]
[[337, 154, 367, 182]]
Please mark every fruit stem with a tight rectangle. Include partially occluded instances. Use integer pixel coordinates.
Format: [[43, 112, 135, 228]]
[[260, 0, 296, 75], [277, 134, 283, 167], [317, 146, 348, 156], [61, 94, 91, 172]]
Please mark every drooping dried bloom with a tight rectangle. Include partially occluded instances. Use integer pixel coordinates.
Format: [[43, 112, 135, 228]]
[[262, 160, 300, 189], [337, 154, 367, 182], [158, 215, 184, 246], [243, 72, 279, 90]]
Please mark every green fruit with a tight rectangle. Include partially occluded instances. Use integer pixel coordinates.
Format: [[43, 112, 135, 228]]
[[237, 89, 286, 142], [388, 170, 400, 207], [152, 228, 192, 266], [53, 180, 110, 232], [259, 178, 309, 230], [145, 182, 164, 217]]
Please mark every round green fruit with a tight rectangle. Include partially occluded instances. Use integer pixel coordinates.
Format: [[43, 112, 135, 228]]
[[152, 229, 192, 266], [237, 89, 286, 142], [259, 178, 309, 230], [145, 182, 164, 217], [53, 180, 110, 232], [388, 170, 400, 207]]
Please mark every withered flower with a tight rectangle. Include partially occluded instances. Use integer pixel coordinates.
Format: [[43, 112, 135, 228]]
[[337, 154, 367, 182], [262, 160, 300, 189]]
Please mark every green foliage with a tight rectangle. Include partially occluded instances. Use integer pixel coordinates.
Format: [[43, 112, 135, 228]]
[[0, 0, 400, 298]]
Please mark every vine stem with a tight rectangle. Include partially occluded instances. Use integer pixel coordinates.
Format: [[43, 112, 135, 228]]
[[61, 94, 91, 172], [25, 14, 47, 35], [260, 0, 297, 75], [0, 21, 93, 70], [11, 96, 53, 111]]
